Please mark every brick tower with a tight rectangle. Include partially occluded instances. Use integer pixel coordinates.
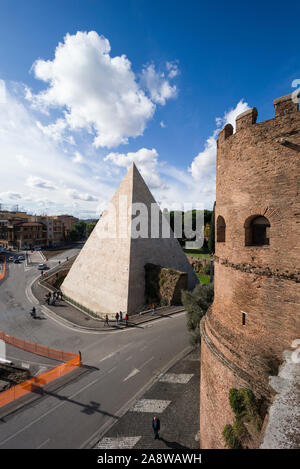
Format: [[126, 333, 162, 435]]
[[200, 93, 300, 448]]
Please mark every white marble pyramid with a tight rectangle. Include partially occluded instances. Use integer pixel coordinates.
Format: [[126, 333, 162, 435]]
[[61, 163, 198, 316]]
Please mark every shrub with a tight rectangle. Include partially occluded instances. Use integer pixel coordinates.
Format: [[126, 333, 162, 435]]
[[222, 424, 242, 449], [182, 282, 214, 346], [224, 388, 263, 449]]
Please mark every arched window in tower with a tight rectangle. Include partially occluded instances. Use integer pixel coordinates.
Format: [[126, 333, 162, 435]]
[[244, 215, 270, 246], [216, 216, 226, 242]]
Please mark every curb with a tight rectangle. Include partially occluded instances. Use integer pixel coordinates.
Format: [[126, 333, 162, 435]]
[[29, 266, 185, 333]]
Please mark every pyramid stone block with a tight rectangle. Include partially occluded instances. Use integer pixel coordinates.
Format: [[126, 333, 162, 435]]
[[61, 163, 199, 316]]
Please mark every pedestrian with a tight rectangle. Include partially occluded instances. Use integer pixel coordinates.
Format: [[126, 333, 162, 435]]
[[119, 311, 123, 322], [60, 290, 63, 300], [152, 416, 160, 440], [104, 314, 109, 326], [152, 303, 156, 315], [125, 313, 129, 327], [115, 312, 119, 326]]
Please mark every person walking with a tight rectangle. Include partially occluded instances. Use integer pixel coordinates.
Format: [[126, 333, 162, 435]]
[[104, 314, 109, 326], [119, 311, 123, 322], [152, 416, 160, 440], [115, 312, 119, 326], [152, 303, 156, 315], [125, 313, 129, 327]]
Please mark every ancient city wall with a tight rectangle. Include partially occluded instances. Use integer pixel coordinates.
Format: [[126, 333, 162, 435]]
[[200, 94, 300, 448]]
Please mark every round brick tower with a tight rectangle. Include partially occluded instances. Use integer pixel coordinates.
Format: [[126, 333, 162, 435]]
[[200, 93, 300, 448]]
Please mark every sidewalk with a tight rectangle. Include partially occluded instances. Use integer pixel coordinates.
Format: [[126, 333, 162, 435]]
[[94, 347, 200, 449], [31, 276, 185, 332]]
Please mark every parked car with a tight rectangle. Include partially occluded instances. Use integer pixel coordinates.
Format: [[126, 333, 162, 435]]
[[13, 258, 20, 263], [18, 255, 25, 260], [38, 263, 47, 270], [8, 256, 14, 262], [34, 247, 42, 251]]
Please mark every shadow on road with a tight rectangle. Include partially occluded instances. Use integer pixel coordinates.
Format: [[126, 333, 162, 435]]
[[159, 437, 189, 449], [30, 385, 118, 419]]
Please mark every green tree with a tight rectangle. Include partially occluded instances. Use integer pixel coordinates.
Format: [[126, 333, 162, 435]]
[[182, 282, 214, 346], [208, 201, 215, 254], [86, 222, 97, 238], [69, 221, 86, 241]]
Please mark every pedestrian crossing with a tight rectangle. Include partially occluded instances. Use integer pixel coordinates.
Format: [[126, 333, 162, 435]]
[[95, 370, 195, 449], [95, 436, 141, 449], [159, 373, 194, 384], [130, 399, 171, 413]]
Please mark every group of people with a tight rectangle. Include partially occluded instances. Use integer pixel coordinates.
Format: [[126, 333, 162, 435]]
[[45, 290, 63, 306], [103, 311, 129, 327]]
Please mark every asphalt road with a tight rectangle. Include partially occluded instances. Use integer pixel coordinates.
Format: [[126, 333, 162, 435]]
[[0, 249, 191, 448]]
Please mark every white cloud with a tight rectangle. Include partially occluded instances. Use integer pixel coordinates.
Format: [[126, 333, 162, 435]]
[[72, 151, 84, 164], [141, 63, 177, 105], [0, 191, 22, 200], [16, 154, 30, 168], [27, 31, 156, 148], [217, 99, 250, 132], [26, 176, 57, 190], [166, 61, 179, 79], [189, 99, 250, 182], [0, 81, 111, 217], [36, 118, 75, 144], [105, 147, 164, 189], [160, 121, 166, 128], [66, 189, 98, 202], [0, 80, 6, 103]]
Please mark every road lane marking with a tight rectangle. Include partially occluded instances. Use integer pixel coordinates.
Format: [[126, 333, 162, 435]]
[[123, 368, 140, 382], [125, 355, 132, 361], [98, 343, 131, 364], [36, 438, 50, 449], [79, 345, 192, 449], [139, 356, 155, 370], [130, 399, 171, 413], [98, 352, 116, 363], [0, 374, 104, 446], [107, 366, 117, 374], [95, 436, 141, 449], [158, 373, 194, 384]]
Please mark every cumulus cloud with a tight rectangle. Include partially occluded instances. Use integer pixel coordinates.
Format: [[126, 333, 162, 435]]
[[26, 176, 57, 190], [216, 99, 250, 132], [72, 151, 84, 164], [0, 191, 22, 200], [66, 189, 98, 202], [160, 121, 166, 128], [36, 118, 75, 144], [189, 99, 250, 181], [141, 63, 177, 105], [105, 147, 163, 189], [27, 31, 157, 148], [166, 61, 179, 79]]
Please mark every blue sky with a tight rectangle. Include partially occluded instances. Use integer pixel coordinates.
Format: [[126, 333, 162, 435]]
[[0, 0, 299, 218]]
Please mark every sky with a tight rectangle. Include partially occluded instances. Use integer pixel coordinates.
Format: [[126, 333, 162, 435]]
[[0, 0, 299, 218]]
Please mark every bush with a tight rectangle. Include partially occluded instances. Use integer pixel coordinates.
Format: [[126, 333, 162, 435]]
[[224, 388, 263, 449], [222, 424, 242, 449], [229, 388, 245, 415], [182, 282, 214, 346]]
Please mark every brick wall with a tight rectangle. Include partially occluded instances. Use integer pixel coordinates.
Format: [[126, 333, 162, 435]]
[[200, 94, 300, 448]]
